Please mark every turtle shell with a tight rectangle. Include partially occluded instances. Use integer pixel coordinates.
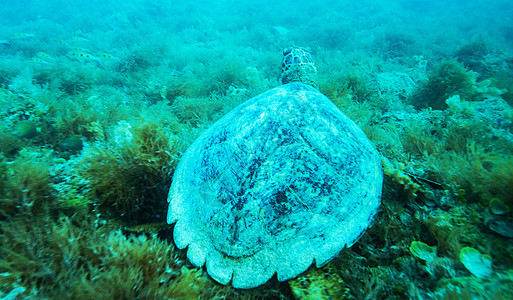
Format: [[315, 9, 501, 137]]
[[167, 82, 382, 289]]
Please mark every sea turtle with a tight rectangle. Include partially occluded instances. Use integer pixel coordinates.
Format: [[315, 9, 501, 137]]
[[167, 47, 383, 289]]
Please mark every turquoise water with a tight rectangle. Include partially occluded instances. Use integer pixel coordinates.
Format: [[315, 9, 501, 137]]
[[1, 0, 512, 298]]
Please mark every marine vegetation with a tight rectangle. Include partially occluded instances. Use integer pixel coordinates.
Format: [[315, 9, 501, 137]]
[[0, 215, 228, 298], [410, 60, 477, 110], [1, 1, 513, 299], [81, 121, 180, 224]]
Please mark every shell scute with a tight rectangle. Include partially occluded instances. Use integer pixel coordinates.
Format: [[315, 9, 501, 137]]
[[167, 82, 382, 288]]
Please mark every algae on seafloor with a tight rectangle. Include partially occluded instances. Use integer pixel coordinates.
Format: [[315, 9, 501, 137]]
[[410, 241, 437, 263], [459, 247, 493, 278], [0, 1, 512, 298]]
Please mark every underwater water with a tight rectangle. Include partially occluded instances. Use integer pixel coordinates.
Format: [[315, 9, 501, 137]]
[[1, 0, 513, 298]]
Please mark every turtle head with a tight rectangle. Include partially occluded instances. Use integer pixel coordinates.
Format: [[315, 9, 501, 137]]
[[280, 47, 318, 88]]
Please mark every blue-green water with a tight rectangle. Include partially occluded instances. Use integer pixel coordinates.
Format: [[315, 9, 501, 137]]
[[1, 0, 512, 299]]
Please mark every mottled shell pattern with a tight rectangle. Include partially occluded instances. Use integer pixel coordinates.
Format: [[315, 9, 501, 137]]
[[166, 48, 383, 289]]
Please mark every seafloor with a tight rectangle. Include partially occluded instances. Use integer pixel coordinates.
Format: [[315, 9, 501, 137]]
[[1, 1, 513, 299]]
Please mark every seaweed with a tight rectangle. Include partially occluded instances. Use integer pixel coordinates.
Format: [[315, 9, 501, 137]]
[[0, 213, 289, 299], [0, 148, 53, 219], [172, 96, 224, 126], [376, 31, 417, 60], [0, 127, 24, 157], [410, 60, 477, 110], [0, 215, 219, 299], [0, 4, 512, 298], [489, 70, 513, 106], [455, 38, 491, 75], [81, 121, 179, 224], [338, 72, 375, 103]]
